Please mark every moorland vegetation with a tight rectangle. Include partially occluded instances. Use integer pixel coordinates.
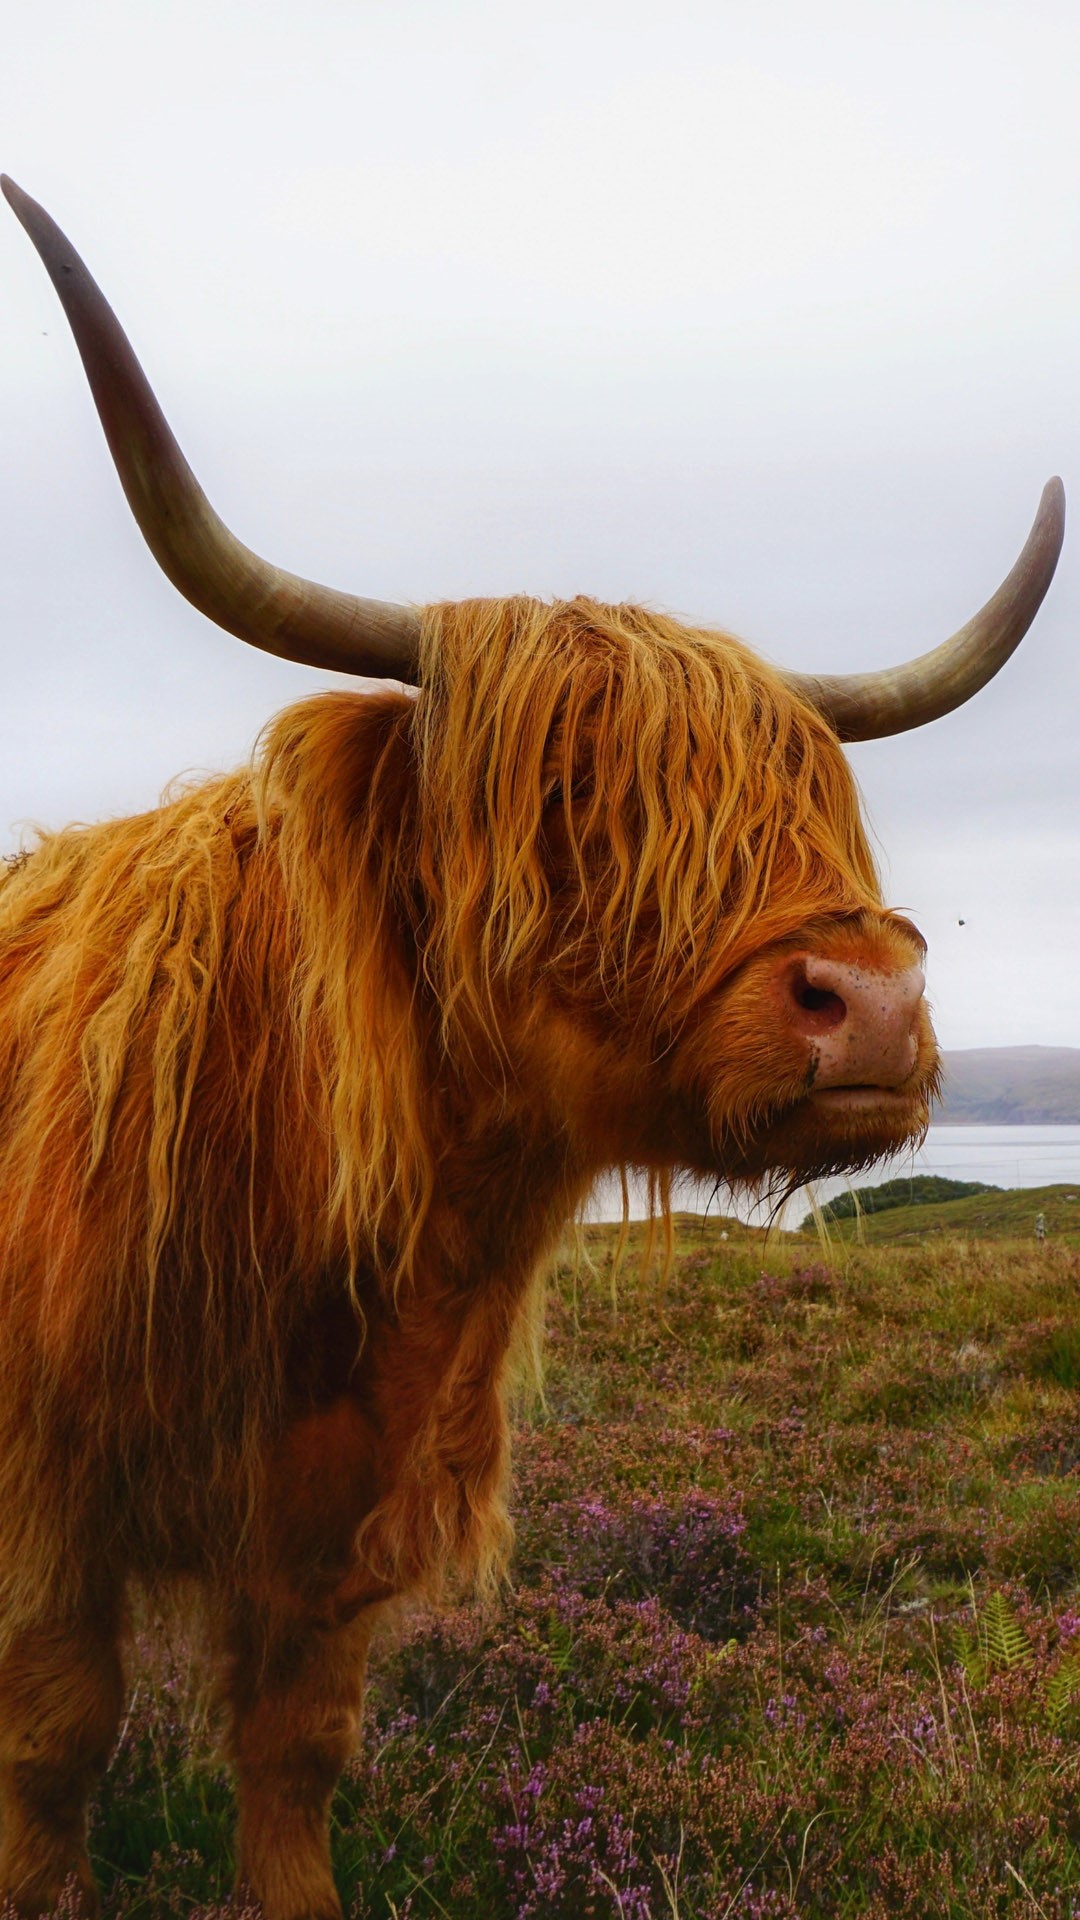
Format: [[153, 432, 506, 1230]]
[[31, 1199, 1080, 1919]]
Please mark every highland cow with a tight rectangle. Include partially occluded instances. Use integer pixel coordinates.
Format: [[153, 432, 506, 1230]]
[[0, 178, 1065, 1920]]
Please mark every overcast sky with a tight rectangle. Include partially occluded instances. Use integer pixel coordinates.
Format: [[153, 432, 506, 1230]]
[[1, 0, 1078, 1052]]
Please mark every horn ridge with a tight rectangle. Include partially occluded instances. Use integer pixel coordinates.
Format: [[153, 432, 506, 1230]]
[[1, 176, 421, 683], [784, 478, 1065, 742]]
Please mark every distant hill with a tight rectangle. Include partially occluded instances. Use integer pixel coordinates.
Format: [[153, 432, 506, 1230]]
[[937, 1047, 1080, 1124], [808, 1181, 1080, 1245], [808, 1175, 998, 1230]]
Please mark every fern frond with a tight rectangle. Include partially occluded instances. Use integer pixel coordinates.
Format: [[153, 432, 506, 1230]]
[[979, 1591, 1034, 1673], [1045, 1653, 1080, 1731], [953, 1590, 1033, 1683]]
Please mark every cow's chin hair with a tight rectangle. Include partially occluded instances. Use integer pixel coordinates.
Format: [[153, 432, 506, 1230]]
[[709, 1085, 933, 1195]]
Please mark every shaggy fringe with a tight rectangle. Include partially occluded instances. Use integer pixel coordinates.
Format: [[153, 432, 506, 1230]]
[[0, 594, 881, 1633], [416, 596, 879, 1055]]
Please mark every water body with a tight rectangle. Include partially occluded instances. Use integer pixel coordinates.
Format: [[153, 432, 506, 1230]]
[[587, 1125, 1080, 1229]]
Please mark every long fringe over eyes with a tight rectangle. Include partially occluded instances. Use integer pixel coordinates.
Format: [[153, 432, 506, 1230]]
[[415, 595, 881, 1051]]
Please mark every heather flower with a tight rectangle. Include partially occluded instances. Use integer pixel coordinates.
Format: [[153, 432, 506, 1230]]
[[538, 1488, 754, 1639]]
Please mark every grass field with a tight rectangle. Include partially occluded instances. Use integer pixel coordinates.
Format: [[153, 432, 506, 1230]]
[[67, 1201, 1080, 1916]]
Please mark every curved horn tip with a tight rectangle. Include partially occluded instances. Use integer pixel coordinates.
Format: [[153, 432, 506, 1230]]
[[1, 174, 28, 212], [1042, 474, 1066, 525], [783, 474, 1067, 744], [1027, 474, 1066, 571], [1, 177, 52, 240]]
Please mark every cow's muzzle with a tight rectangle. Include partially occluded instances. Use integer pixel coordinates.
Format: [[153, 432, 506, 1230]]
[[783, 949, 927, 1095]]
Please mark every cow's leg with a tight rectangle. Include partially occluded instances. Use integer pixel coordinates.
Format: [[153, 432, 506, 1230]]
[[224, 1602, 379, 1920], [0, 1612, 123, 1917]]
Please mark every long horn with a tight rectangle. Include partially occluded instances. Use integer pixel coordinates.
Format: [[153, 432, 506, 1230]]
[[2, 177, 421, 682], [785, 478, 1065, 741]]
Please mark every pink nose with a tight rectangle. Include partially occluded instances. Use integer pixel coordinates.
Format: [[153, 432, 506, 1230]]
[[785, 953, 926, 1090]]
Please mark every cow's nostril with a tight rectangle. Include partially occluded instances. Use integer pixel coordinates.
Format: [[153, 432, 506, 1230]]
[[787, 950, 926, 1090], [790, 966, 848, 1030], [797, 984, 845, 1018]]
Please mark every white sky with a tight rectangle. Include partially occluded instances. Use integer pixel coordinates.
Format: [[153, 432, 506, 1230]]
[[1, 0, 1078, 1050]]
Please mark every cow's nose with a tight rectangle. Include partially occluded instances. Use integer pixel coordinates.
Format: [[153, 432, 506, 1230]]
[[785, 953, 926, 1089]]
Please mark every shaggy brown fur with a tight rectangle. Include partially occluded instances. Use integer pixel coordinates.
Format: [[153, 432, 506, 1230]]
[[0, 595, 935, 1917]]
